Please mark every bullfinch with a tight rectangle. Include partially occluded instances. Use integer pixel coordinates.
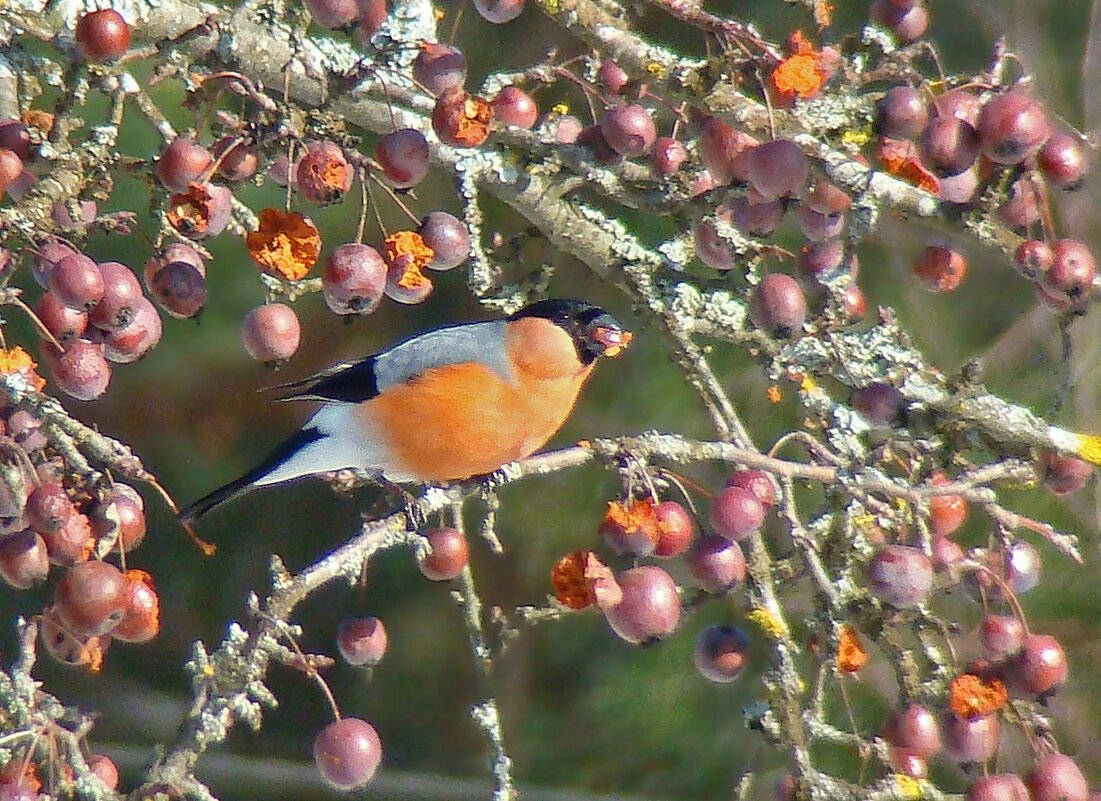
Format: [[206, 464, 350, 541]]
[[179, 298, 632, 521]]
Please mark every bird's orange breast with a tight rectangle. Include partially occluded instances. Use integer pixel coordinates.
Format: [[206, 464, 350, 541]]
[[360, 361, 592, 482]]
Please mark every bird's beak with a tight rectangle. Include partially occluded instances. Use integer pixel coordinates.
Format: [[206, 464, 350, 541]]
[[590, 326, 632, 358]]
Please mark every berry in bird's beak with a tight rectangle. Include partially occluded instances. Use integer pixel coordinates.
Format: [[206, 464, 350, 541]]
[[590, 325, 632, 358]]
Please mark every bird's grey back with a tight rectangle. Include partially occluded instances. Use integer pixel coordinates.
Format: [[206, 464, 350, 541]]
[[373, 319, 514, 390]]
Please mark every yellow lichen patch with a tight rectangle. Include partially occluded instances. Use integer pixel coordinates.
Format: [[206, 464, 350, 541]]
[[748, 607, 789, 639]]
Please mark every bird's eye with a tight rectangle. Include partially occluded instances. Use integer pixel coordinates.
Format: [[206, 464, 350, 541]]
[[588, 325, 632, 358]]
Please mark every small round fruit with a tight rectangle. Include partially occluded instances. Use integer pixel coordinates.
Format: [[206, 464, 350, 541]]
[[1014, 239, 1054, 280], [104, 297, 162, 363], [413, 43, 466, 97], [883, 703, 941, 758], [687, 534, 746, 593], [90, 261, 142, 331], [376, 128, 429, 189], [749, 274, 807, 338], [418, 212, 470, 271], [148, 260, 207, 319], [941, 711, 1001, 764], [1037, 451, 1092, 495], [653, 500, 694, 558], [978, 91, 1051, 165], [870, 0, 928, 42], [87, 754, 119, 791], [322, 243, 386, 315], [693, 215, 736, 271], [337, 616, 388, 666], [980, 614, 1024, 661], [1027, 753, 1089, 801], [305, 0, 359, 28], [49, 253, 105, 310], [491, 86, 538, 129], [1038, 133, 1090, 190], [852, 383, 904, 428], [876, 86, 929, 140], [26, 482, 73, 535], [710, 486, 765, 541], [694, 625, 749, 683], [296, 142, 354, 205], [698, 117, 757, 184], [0, 531, 49, 589], [55, 559, 128, 637], [1005, 633, 1066, 697], [212, 137, 258, 182], [724, 470, 777, 507], [43, 511, 92, 566], [603, 565, 681, 643], [241, 304, 301, 365], [929, 471, 968, 537], [650, 136, 688, 176], [156, 138, 214, 193], [920, 117, 981, 177], [913, 245, 967, 292], [867, 545, 933, 609], [112, 570, 160, 643], [35, 291, 88, 345], [1041, 239, 1096, 302], [313, 718, 383, 791], [417, 527, 469, 581], [600, 104, 657, 157], [75, 9, 131, 62], [472, 0, 524, 23], [747, 139, 808, 199], [967, 774, 1029, 801], [597, 59, 629, 94], [44, 339, 111, 401]]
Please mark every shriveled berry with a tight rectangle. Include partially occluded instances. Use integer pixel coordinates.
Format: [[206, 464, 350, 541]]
[[89, 261, 142, 331], [44, 339, 111, 401], [49, 253, 105, 310], [603, 565, 681, 643], [653, 500, 695, 558], [148, 260, 207, 319], [600, 104, 657, 157], [941, 711, 1000, 764], [710, 486, 765, 541], [0, 531, 49, 589], [55, 559, 128, 636], [432, 87, 492, 147], [376, 128, 429, 189], [296, 141, 353, 204], [337, 616, 388, 666], [90, 490, 146, 552], [417, 527, 468, 581], [876, 86, 929, 140], [112, 570, 160, 642], [156, 138, 213, 193], [26, 482, 73, 534], [749, 274, 807, 338], [323, 243, 386, 314], [1038, 133, 1090, 190], [747, 139, 807, 199], [491, 86, 538, 129], [241, 304, 301, 365], [1026, 753, 1089, 801], [1037, 451, 1092, 495], [314, 718, 383, 791], [212, 137, 258, 182], [35, 291, 88, 345], [75, 9, 131, 62], [687, 534, 746, 593], [867, 544, 933, 608], [418, 212, 470, 271], [978, 91, 1051, 165], [104, 298, 162, 363], [914, 245, 967, 292], [694, 624, 749, 683]]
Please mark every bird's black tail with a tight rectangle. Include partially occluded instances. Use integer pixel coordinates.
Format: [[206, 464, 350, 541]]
[[178, 427, 325, 523]]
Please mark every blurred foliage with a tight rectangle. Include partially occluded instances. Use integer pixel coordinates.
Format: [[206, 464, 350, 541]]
[[3, 0, 1101, 799]]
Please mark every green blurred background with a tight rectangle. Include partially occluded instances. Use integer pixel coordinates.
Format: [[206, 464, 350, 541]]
[[4, 0, 1101, 798]]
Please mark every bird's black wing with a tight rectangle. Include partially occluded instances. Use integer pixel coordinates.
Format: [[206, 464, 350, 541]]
[[270, 319, 513, 403]]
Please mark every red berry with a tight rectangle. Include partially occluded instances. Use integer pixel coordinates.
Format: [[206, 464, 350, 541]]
[[724, 470, 776, 506], [55, 559, 128, 636], [576, 124, 623, 165], [978, 91, 1051, 165], [417, 527, 469, 580], [103, 297, 162, 363], [0, 119, 31, 161], [322, 244, 387, 314], [418, 212, 470, 271], [44, 339, 111, 401], [43, 511, 92, 565], [852, 383, 905, 428], [26, 482, 73, 534], [212, 137, 258, 182], [687, 533, 746, 593], [314, 718, 383, 791], [913, 245, 967, 292], [980, 613, 1024, 661], [156, 138, 213, 193], [1027, 753, 1089, 801], [0, 531, 49, 589], [1014, 239, 1054, 280], [356, 0, 388, 36], [794, 204, 845, 241], [698, 117, 757, 185], [600, 104, 657, 157], [867, 544, 933, 608], [413, 43, 467, 98], [920, 116, 980, 177], [1005, 633, 1067, 697], [934, 89, 982, 125], [32, 238, 79, 289], [597, 60, 629, 94], [491, 86, 538, 129], [1038, 133, 1090, 190], [296, 141, 354, 204], [49, 253, 105, 310], [928, 471, 968, 537], [650, 137, 688, 176], [967, 774, 1029, 801], [305, 0, 359, 28], [940, 711, 1000, 764], [653, 500, 695, 558], [749, 274, 807, 338], [1041, 239, 1096, 302], [795, 239, 846, 282], [937, 167, 980, 204], [876, 86, 929, 140], [747, 139, 808, 199], [89, 261, 142, 331], [694, 624, 749, 683], [75, 9, 131, 62], [87, 754, 119, 791], [710, 486, 765, 541], [35, 291, 88, 345], [870, 0, 928, 42], [241, 303, 301, 365], [337, 616, 388, 666], [112, 570, 160, 642], [603, 565, 681, 644], [883, 703, 941, 758], [148, 260, 207, 319], [376, 128, 429, 189], [52, 199, 98, 231], [1037, 451, 1093, 495], [553, 115, 584, 144], [472, 0, 524, 23], [734, 195, 790, 238]]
